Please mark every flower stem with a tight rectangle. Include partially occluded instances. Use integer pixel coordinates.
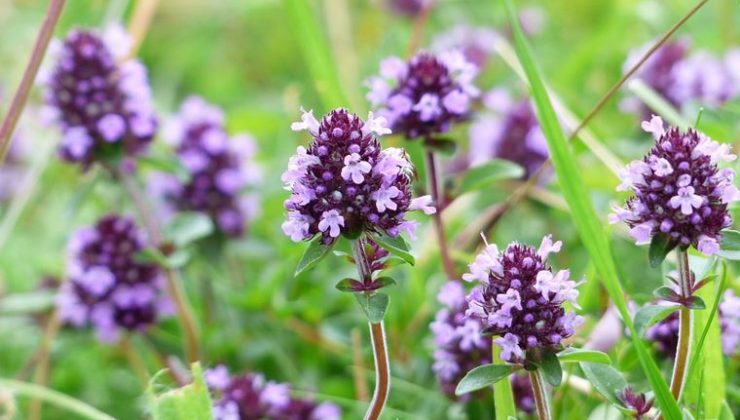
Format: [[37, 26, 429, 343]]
[[352, 239, 391, 420], [529, 369, 552, 420], [669, 249, 693, 401], [114, 165, 200, 363], [424, 150, 457, 280], [0, 0, 66, 165], [365, 321, 390, 420]]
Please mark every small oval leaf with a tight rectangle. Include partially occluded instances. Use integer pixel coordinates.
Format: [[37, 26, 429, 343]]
[[649, 233, 675, 268], [717, 230, 740, 260], [634, 304, 681, 336], [371, 232, 415, 266], [458, 159, 524, 194], [557, 348, 611, 365], [295, 236, 334, 277], [455, 364, 518, 396], [540, 351, 563, 387], [355, 293, 390, 323], [579, 362, 629, 407], [164, 212, 214, 247]]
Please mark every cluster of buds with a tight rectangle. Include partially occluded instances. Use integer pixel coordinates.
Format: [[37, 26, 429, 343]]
[[282, 108, 435, 245], [619, 387, 654, 419], [152, 96, 260, 238], [468, 89, 548, 178], [463, 235, 583, 363], [621, 39, 740, 118], [610, 116, 739, 255], [56, 214, 171, 342], [42, 25, 157, 167], [366, 51, 479, 140], [204, 365, 340, 420]]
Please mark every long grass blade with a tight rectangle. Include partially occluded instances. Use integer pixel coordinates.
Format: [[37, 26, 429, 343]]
[[282, 0, 350, 110], [0, 378, 115, 420], [502, 1, 681, 418]]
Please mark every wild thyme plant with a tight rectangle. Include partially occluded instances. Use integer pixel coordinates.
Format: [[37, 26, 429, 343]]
[[283, 107, 433, 419]]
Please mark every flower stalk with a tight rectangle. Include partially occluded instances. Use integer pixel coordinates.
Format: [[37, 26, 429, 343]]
[[669, 249, 693, 401], [529, 369, 551, 420], [352, 239, 390, 420], [424, 150, 457, 280], [0, 0, 66, 165]]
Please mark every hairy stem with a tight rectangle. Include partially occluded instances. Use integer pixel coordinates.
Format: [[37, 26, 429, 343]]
[[0, 0, 66, 165], [669, 250, 693, 401], [352, 239, 391, 420], [114, 166, 200, 363], [529, 370, 552, 420], [424, 151, 457, 280]]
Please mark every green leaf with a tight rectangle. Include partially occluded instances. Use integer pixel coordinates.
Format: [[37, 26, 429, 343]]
[[654, 285, 681, 302], [373, 276, 397, 289], [135, 247, 170, 267], [686, 296, 705, 310], [0, 290, 55, 315], [634, 304, 681, 336], [138, 155, 190, 182], [354, 293, 389, 323], [491, 344, 517, 420], [457, 159, 524, 194], [579, 362, 628, 407], [335, 278, 361, 292], [557, 348, 611, 365], [371, 231, 415, 266], [0, 378, 115, 420], [649, 233, 674, 268], [503, 1, 681, 417], [166, 249, 192, 269], [719, 401, 735, 420], [295, 236, 334, 277], [717, 230, 740, 260], [147, 363, 213, 420], [282, 0, 349, 109], [455, 364, 518, 396], [164, 212, 214, 247], [539, 351, 563, 387]]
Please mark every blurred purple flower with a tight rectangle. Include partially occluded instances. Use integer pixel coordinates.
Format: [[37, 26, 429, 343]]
[[366, 51, 479, 140], [463, 235, 584, 363], [469, 89, 548, 178], [430, 281, 491, 398], [511, 373, 536, 415], [283, 108, 433, 244], [620, 387, 653, 419], [621, 39, 739, 117], [610, 116, 738, 254], [204, 365, 340, 420], [42, 24, 157, 168], [386, 0, 433, 16], [431, 25, 500, 69], [153, 96, 260, 238], [56, 214, 171, 342]]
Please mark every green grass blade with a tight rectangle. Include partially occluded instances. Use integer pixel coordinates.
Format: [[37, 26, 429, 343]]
[[0, 378, 115, 420], [282, 0, 350, 110], [492, 343, 517, 419], [502, 1, 681, 418]]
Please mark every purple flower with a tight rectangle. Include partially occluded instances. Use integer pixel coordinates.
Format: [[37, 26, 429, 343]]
[[610, 116, 738, 255], [620, 387, 653, 419], [463, 235, 584, 363], [153, 97, 260, 238], [204, 365, 340, 420], [43, 25, 158, 167], [386, 0, 433, 16], [645, 309, 680, 359], [468, 89, 548, 178], [282, 108, 431, 244], [719, 290, 740, 356], [56, 214, 171, 342], [430, 281, 491, 398], [431, 25, 500, 69], [367, 51, 479, 140], [621, 39, 739, 118]]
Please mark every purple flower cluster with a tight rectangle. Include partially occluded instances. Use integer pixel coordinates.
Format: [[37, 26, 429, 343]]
[[430, 281, 491, 398], [204, 365, 340, 420], [152, 96, 260, 237], [610, 116, 739, 255], [468, 89, 548, 178], [430, 26, 500, 69], [621, 39, 740, 117], [646, 290, 739, 358], [56, 214, 172, 342], [282, 108, 435, 244], [463, 236, 583, 363], [367, 51, 479, 140], [42, 25, 157, 167], [620, 387, 653, 419]]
